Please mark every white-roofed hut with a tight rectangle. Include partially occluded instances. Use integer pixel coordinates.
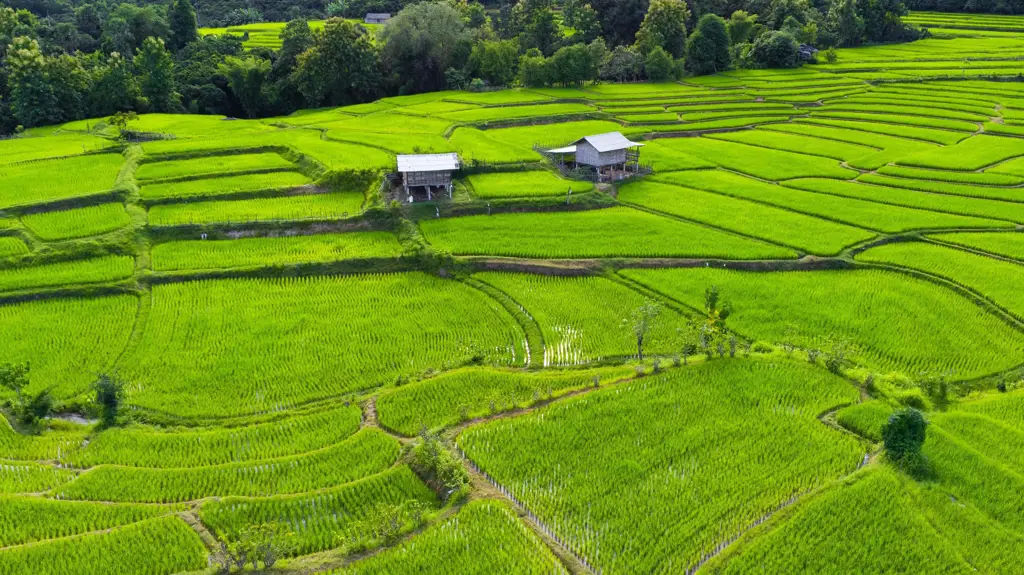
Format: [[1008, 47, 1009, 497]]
[[542, 132, 648, 182], [396, 153, 460, 201]]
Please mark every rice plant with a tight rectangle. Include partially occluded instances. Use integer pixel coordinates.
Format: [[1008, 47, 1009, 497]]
[[459, 360, 864, 574], [420, 207, 795, 259], [55, 428, 401, 503], [151, 232, 402, 271], [22, 204, 131, 241]]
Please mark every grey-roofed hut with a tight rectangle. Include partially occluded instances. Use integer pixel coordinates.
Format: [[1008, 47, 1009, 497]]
[[396, 153, 460, 201]]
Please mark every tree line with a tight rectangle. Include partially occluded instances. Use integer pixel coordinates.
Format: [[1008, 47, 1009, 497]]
[[0, 0, 919, 132]]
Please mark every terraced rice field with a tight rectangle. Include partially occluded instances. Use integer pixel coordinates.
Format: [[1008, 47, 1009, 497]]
[[2, 20, 1024, 573]]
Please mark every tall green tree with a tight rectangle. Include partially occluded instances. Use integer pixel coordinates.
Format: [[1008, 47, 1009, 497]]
[[6, 37, 58, 127], [883, 407, 928, 466], [136, 36, 178, 112], [726, 10, 758, 45], [600, 44, 644, 81], [827, 0, 865, 46], [589, 0, 649, 47], [167, 0, 199, 52], [521, 2, 560, 55], [635, 0, 689, 58], [293, 18, 379, 107], [685, 13, 731, 75], [218, 56, 270, 118], [469, 39, 520, 86], [644, 45, 675, 80], [380, 4, 471, 94]]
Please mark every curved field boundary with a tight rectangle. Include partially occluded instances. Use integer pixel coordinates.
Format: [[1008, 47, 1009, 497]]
[[462, 277, 545, 369]]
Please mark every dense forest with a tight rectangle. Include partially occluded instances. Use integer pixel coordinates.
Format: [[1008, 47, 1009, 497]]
[[0, 0, 920, 132]]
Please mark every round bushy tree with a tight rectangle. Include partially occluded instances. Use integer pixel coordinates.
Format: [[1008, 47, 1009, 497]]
[[644, 46, 675, 82], [882, 407, 928, 463], [685, 14, 731, 75], [751, 30, 800, 69]]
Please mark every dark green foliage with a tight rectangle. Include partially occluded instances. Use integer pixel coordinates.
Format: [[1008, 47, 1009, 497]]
[[883, 407, 928, 464], [218, 56, 270, 118], [413, 431, 469, 501], [92, 373, 127, 428], [751, 30, 800, 68], [517, 49, 549, 87], [379, 3, 470, 95], [589, 0, 650, 47], [294, 18, 379, 107], [469, 39, 520, 86], [136, 37, 178, 112], [601, 44, 644, 81], [727, 10, 758, 44], [635, 0, 689, 58], [644, 46, 675, 81], [21, 389, 53, 425], [0, 362, 30, 406], [686, 14, 731, 75], [167, 0, 198, 52]]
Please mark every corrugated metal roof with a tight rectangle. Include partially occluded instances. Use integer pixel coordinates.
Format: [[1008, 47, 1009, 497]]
[[365, 12, 391, 18], [397, 153, 460, 172], [548, 145, 577, 154], [573, 132, 644, 153]]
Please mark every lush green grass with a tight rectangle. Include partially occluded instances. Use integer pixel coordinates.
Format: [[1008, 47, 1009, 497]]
[[0, 296, 137, 400], [475, 272, 684, 366], [857, 241, 1024, 318], [142, 129, 394, 172], [877, 165, 1023, 186], [924, 425, 1024, 533], [859, 173, 1024, 203], [135, 152, 294, 181], [466, 171, 593, 198], [797, 118, 969, 145], [55, 428, 400, 503], [0, 237, 29, 257], [818, 102, 990, 123], [621, 267, 1024, 377], [0, 516, 207, 575], [0, 135, 115, 165], [896, 134, 1024, 170], [657, 169, 1003, 232], [334, 499, 565, 574], [201, 465, 439, 557], [147, 192, 365, 226], [140, 171, 311, 201], [651, 137, 858, 181], [835, 400, 893, 441], [0, 255, 133, 293], [449, 127, 538, 164], [151, 232, 402, 271], [22, 204, 131, 240], [378, 365, 635, 435], [929, 231, 1024, 260], [420, 207, 795, 259], [0, 460, 76, 494], [959, 390, 1024, 432], [459, 359, 863, 574], [705, 129, 879, 162], [784, 178, 1024, 223], [619, 180, 873, 255], [704, 466, 976, 574], [0, 496, 170, 546], [0, 154, 123, 209], [119, 273, 525, 417], [809, 110, 980, 132], [441, 103, 594, 123], [68, 404, 361, 468], [934, 412, 1024, 475]]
